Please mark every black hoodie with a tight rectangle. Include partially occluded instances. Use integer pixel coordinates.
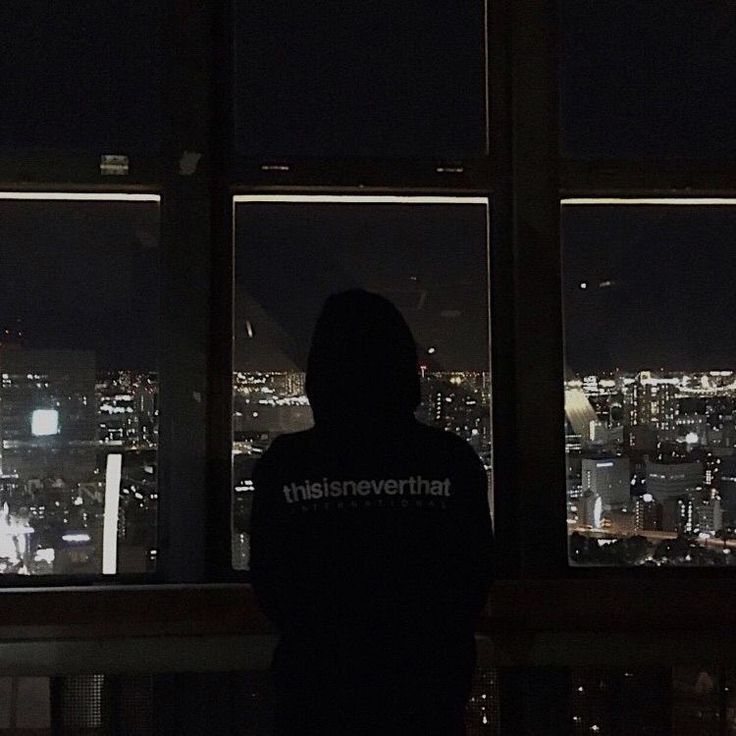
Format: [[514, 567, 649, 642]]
[[250, 290, 494, 697]]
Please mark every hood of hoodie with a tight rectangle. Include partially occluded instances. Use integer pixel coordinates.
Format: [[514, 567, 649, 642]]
[[305, 290, 421, 430]]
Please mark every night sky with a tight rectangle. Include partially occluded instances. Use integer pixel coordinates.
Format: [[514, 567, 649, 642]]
[[1, 2, 732, 161], [0, 2, 163, 154], [563, 205, 736, 374], [233, 2, 487, 158], [234, 202, 489, 372], [561, 1, 736, 160], [0, 200, 159, 370]]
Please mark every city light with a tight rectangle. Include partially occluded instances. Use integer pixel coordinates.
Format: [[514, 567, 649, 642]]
[[31, 409, 59, 437], [102, 454, 122, 575], [62, 533, 90, 544]]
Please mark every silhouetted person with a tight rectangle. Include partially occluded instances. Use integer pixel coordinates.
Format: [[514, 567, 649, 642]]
[[250, 289, 494, 735]]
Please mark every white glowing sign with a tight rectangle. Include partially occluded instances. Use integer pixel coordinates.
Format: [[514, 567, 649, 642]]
[[31, 409, 59, 437], [62, 533, 90, 544]]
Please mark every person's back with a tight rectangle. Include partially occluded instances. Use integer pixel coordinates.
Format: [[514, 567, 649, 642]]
[[250, 290, 494, 735]]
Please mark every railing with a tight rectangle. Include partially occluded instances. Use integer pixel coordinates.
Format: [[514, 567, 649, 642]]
[[0, 581, 734, 734]]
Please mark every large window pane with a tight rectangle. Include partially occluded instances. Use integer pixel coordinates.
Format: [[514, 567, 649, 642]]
[[0, 2, 163, 154], [232, 195, 491, 569], [561, 2, 736, 161], [233, 2, 488, 158], [0, 194, 159, 575], [563, 199, 736, 566]]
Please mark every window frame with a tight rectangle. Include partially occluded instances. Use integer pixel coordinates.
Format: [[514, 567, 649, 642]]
[[0, 185, 165, 587], [558, 16, 736, 579], [206, 0, 505, 582], [558, 192, 736, 580]]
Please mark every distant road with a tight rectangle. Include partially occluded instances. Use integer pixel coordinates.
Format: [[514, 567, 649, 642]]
[[572, 526, 736, 550]]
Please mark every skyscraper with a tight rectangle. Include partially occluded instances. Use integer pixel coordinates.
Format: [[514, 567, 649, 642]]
[[646, 460, 703, 503], [630, 372, 678, 432], [582, 456, 630, 507]]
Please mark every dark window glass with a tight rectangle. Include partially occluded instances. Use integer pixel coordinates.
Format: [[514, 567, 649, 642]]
[[0, 194, 159, 575], [0, 2, 163, 154], [233, 2, 487, 159], [561, 2, 736, 160], [232, 196, 491, 569], [563, 200, 736, 567]]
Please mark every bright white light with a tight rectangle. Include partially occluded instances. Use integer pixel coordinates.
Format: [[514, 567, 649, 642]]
[[0, 192, 159, 202], [562, 198, 736, 206], [34, 548, 55, 564], [579, 281, 588, 289], [234, 194, 489, 205], [62, 533, 90, 543], [642, 493, 654, 503], [686, 432, 699, 444], [593, 496, 603, 528], [102, 454, 122, 575], [31, 409, 59, 437]]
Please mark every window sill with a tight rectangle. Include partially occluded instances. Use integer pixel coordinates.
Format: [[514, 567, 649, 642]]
[[0, 580, 732, 673]]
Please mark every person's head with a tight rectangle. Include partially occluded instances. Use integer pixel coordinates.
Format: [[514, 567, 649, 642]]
[[305, 289, 420, 426]]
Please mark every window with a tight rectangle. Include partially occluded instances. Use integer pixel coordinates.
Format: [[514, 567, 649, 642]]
[[0, 2, 164, 156], [232, 2, 488, 159], [563, 198, 736, 567], [560, 2, 736, 161], [231, 195, 492, 569], [0, 193, 159, 576]]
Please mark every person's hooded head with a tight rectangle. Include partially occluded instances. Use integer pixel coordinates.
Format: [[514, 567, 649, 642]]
[[305, 289, 421, 428]]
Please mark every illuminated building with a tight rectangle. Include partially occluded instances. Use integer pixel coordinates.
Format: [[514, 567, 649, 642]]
[[0, 473, 21, 507], [589, 421, 624, 448], [630, 372, 678, 431], [718, 456, 736, 515], [645, 460, 703, 503], [629, 425, 658, 452], [96, 373, 158, 447], [605, 507, 636, 534], [565, 383, 598, 443], [582, 457, 630, 507], [634, 493, 661, 531], [661, 495, 696, 535], [694, 497, 723, 535], [578, 489, 603, 528]]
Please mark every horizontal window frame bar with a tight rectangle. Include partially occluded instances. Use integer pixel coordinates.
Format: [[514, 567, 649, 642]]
[[233, 193, 490, 205], [0, 582, 733, 646], [226, 159, 493, 191], [0, 155, 168, 188], [562, 160, 736, 193], [0, 191, 160, 202], [562, 196, 736, 206]]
